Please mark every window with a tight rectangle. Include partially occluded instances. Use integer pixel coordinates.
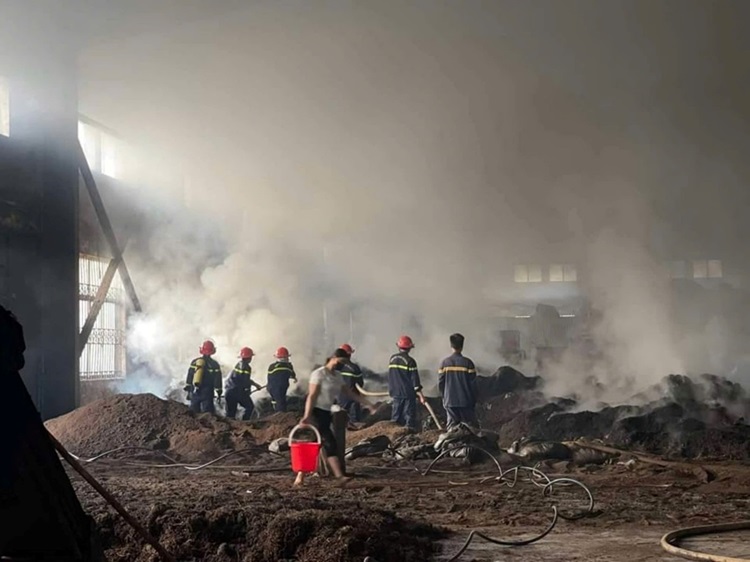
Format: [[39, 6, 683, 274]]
[[0, 76, 9, 137], [667, 260, 687, 279], [549, 264, 564, 282], [77, 118, 123, 179], [708, 259, 723, 279], [515, 264, 542, 283], [514, 265, 528, 283], [78, 121, 99, 170], [100, 132, 120, 178], [550, 264, 577, 282], [79, 255, 126, 381], [693, 259, 723, 279], [563, 264, 577, 282]]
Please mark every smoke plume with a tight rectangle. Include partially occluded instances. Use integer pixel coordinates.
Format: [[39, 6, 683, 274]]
[[58, 1, 750, 400]]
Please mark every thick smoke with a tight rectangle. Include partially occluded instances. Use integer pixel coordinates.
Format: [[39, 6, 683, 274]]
[[64, 2, 750, 400]]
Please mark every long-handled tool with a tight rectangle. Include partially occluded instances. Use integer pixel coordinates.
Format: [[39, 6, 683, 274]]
[[355, 383, 389, 397], [48, 431, 176, 562], [355, 384, 443, 429], [422, 400, 443, 430]]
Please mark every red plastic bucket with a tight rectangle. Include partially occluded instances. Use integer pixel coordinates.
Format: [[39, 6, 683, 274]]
[[288, 424, 322, 473]]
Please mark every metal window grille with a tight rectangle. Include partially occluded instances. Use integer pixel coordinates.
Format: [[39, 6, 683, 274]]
[[79, 255, 126, 380]]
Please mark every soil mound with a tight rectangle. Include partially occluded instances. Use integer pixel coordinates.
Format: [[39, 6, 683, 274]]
[[345, 420, 413, 447], [97, 499, 442, 562], [45, 394, 267, 462], [477, 366, 541, 397], [245, 411, 300, 444]]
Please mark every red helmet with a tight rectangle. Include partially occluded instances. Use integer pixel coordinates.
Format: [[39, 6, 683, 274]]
[[397, 335, 415, 350], [274, 346, 290, 359], [339, 343, 355, 355], [199, 340, 216, 355], [239, 347, 254, 359]]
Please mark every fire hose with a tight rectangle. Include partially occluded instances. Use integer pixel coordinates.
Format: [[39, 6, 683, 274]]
[[661, 521, 750, 562], [355, 384, 443, 429], [385, 442, 595, 560], [48, 431, 176, 562]]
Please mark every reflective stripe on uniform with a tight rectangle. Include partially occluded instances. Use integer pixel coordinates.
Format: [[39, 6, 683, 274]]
[[269, 367, 293, 375], [438, 366, 477, 374], [388, 364, 417, 371]]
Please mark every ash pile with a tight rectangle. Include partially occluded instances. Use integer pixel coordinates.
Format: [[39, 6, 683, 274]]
[[477, 367, 750, 460]]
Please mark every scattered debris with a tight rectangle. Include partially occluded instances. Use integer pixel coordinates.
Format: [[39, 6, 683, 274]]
[[345, 435, 391, 461]]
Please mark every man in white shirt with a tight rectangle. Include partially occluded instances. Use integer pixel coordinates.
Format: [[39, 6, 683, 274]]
[[295, 349, 374, 486]]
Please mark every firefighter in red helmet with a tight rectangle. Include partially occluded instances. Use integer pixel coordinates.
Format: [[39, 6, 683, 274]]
[[266, 346, 297, 412], [185, 340, 223, 414], [224, 347, 263, 420], [336, 343, 365, 422], [388, 335, 425, 430]]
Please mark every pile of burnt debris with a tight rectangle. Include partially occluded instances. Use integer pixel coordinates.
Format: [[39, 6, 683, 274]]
[[475, 367, 750, 460], [330, 365, 750, 463]]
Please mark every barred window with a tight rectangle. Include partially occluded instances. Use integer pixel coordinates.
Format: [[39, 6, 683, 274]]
[[79, 255, 126, 380]]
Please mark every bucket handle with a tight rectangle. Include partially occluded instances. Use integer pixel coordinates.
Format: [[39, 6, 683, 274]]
[[288, 423, 322, 445]]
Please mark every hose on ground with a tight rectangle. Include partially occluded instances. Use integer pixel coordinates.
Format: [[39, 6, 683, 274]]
[[48, 431, 176, 562], [542, 477, 595, 521], [661, 521, 750, 562], [447, 507, 559, 562], [61, 445, 282, 471], [389, 443, 595, 560], [69, 446, 180, 465], [422, 444, 504, 477]]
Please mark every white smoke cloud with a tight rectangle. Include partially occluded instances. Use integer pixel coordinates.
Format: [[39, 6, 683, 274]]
[[61, 2, 747, 405]]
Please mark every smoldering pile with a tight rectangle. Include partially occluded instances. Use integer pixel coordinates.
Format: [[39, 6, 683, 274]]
[[478, 367, 750, 460], [45, 393, 301, 463]]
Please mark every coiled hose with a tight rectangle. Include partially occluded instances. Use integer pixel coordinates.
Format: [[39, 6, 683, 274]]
[[661, 521, 750, 562], [406, 443, 595, 560]]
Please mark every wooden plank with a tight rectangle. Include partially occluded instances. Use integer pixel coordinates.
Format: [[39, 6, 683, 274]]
[[77, 142, 141, 312]]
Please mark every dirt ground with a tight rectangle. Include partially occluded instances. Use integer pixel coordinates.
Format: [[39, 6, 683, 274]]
[[47, 392, 750, 560], [68, 449, 750, 561]]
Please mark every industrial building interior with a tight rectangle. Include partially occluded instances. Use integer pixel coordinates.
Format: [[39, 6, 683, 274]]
[[2, 1, 750, 561]]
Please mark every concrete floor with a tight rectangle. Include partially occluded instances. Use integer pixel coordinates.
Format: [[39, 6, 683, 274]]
[[437, 527, 750, 561]]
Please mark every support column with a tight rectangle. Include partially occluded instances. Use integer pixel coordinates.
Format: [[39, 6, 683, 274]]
[[10, 44, 79, 420]]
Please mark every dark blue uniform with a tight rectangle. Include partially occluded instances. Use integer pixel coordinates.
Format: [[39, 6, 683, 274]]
[[266, 360, 297, 412], [388, 351, 422, 430], [186, 356, 222, 414], [224, 360, 262, 420], [337, 360, 364, 422], [438, 352, 477, 428]]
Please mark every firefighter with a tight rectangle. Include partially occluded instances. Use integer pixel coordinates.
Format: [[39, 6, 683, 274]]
[[185, 340, 222, 414], [336, 343, 365, 423], [388, 335, 425, 431], [267, 346, 297, 412], [438, 333, 478, 429], [224, 347, 263, 420]]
